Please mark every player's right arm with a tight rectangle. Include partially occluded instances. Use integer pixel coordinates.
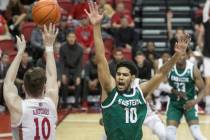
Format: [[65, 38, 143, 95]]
[[85, 1, 115, 101], [42, 24, 59, 107], [3, 35, 26, 125], [203, 0, 210, 23]]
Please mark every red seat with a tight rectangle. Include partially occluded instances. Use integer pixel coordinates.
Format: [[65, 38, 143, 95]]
[[58, 0, 75, 16], [107, 0, 114, 5], [21, 22, 36, 43], [124, 2, 132, 14], [83, 51, 90, 65], [8, 51, 17, 63], [103, 38, 114, 52], [105, 49, 111, 60], [122, 48, 132, 60], [0, 40, 16, 52]]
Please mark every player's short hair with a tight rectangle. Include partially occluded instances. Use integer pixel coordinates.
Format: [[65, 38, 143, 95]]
[[116, 61, 138, 76], [23, 67, 46, 98]]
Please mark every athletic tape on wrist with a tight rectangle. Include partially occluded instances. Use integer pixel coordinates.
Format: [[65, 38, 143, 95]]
[[45, 46, 53, 52]]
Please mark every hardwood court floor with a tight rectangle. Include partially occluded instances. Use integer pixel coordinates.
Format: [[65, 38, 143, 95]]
[[56, 113, 210, 140]]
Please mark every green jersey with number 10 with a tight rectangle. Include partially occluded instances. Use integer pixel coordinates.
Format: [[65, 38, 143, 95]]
[[101, 84, 147, 140]]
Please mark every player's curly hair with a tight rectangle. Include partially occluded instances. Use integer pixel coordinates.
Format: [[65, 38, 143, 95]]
[[116, 61, 138, 76], [23, 67, 46, 98]]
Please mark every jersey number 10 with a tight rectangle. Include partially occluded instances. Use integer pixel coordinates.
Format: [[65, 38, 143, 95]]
[[125, 107, 137, 123], [34, 117, 51, 140]]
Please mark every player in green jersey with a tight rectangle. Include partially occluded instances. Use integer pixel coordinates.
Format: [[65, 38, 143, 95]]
[[166, 49, 207, 140], [85, 1, 190, 140]]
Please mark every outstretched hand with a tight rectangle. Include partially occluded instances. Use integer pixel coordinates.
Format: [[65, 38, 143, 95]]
[[174, 33, 191, 55], [42, 23, 58, 47], [84, 1, 103, 25], [16, 34, 26, 54]]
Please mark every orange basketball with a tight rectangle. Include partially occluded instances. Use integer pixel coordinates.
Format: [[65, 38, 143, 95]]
[[32, 0, 61, 25]]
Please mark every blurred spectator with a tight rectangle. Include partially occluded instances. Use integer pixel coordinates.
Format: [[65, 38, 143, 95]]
[[111, 2, 134, 28], [98, 6, 112, 38], [98, 0, 115, 18], [30, 25, 44, 62], [167, 9, 185, 55], [203, 0, 210, 114], [144, 41, 158, 66], [114, 16, 138, 54], [59, 31, 83, 108], [73, 0, 89, 20], [154, 51, 171, 72], [0, 52, 9, 111], [109, 48, 125, 77], [75, 15, 94, 52], [83, 51, 101, 110], [193, 5, 205, 50], [57, 15, 70, 43], [134, 51, 153, 80], [194, 23, 204, 50], [56, 15, 73, 49], [5, 0, 27, 36], [0, 14, 11, 41], [36, 53, 62, 89], [15, 51, 33, 98]]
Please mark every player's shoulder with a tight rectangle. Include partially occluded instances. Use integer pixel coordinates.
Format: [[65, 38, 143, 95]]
[[186, 60, 195, 70], [186, 60, 194, 66]]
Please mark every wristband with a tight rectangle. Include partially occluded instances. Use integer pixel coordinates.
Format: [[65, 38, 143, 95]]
[[45, 46, 53, 52]]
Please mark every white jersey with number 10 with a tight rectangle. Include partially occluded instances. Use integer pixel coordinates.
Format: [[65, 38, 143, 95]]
[[12, 97, 57, 140]]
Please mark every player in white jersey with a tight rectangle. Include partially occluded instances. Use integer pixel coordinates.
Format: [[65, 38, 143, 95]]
[[3, 24, 59, 140], [133, 78, 166, 140]]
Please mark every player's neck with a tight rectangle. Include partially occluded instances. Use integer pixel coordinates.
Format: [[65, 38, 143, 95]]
[[176, 62, 186, 69], [25, 93, 45, 100], [117, 87, 133, 94]]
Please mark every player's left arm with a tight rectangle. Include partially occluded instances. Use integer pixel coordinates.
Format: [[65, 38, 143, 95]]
[[140, 33, 191, 97], [183, 66, 205, 110], [42, 24, 59, 107]]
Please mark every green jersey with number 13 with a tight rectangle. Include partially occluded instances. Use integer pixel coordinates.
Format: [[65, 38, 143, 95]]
[[168, 60, 195, 105]]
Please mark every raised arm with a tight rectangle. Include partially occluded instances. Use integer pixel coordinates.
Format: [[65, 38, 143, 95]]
[[3, 35, 26, 124], [85, 1, 115, 100], [167, 10, 173, 40], [183, 66, 206, 110], [203, 0, 210, 23], [42, 24, 59, 107], [140, 33, 191, 97]]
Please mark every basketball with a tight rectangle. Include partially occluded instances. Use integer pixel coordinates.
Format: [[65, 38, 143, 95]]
[[32, 0, 61, 25]]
